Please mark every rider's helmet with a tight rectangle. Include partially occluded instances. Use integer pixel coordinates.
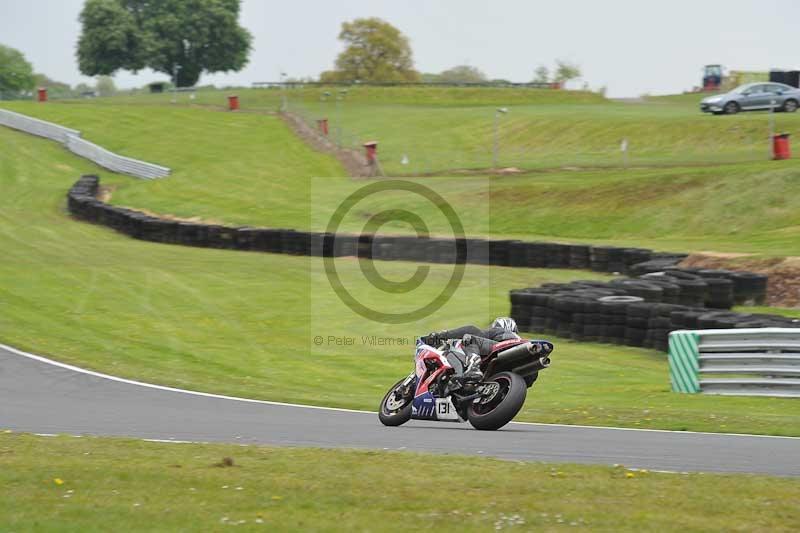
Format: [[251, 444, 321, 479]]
[[491, 317, 518, 335]]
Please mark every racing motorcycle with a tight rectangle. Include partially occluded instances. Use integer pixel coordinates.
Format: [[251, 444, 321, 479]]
[[379, 336, 553, 430]]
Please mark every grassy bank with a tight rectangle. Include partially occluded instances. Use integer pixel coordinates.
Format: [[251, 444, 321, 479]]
[[37, 84, 800, 173], [5, 101, 800, 255], [2, 125, 800, 435], [1, 433, 799, 532]]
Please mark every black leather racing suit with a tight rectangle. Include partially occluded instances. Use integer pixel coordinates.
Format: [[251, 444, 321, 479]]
[[420, 325, 519, 377]]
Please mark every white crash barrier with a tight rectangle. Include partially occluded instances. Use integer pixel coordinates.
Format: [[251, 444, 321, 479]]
[[0, 108, 170, 179]]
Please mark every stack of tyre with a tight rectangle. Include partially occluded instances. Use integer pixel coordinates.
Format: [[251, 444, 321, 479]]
[[68, 176, 677, 273], [588, 246, 654, 273], [509, 272, 785, 353]]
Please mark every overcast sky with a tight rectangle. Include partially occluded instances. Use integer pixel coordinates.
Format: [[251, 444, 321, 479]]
[[2, 0, 799, 97]]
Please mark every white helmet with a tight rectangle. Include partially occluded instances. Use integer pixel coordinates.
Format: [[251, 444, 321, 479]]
[[491, 317, 518, 334]]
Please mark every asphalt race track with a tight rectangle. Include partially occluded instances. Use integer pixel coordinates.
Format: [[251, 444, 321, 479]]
[[1, 344, 798, 476]]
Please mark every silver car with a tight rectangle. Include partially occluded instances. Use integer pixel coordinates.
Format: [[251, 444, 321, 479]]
[[700, 82, 800, 115]]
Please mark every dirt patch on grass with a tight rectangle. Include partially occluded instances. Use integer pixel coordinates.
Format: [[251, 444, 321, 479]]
[[97, 187, 227, 225], [681, 253, 800, 307], [279, 111, 373, 178], [128, 207, 226, 225], [97, 185, 116, 203]]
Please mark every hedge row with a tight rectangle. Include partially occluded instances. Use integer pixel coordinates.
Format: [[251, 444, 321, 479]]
[[510, 276, 782, 353], [68, 175, 768, 309]]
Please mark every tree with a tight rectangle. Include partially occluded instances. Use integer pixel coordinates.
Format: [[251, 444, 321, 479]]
[[77, 0, 252, 87], [33, 72, 72, 96], [95, 75, 117, 96], [420, 72, 441, 83], [437, 65, 487, 84], [33, 73, 73, 98], [532, 65, 549, 84], [553, 59, 581, 84], [0, 44, 34, 97], [74, 82, 95, 96], [322, 18, 419, 83]]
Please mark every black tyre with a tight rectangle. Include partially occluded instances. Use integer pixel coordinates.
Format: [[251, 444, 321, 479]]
[[724, 101, 740, 115], [468, 372, 527, 431], [784, 99, 798, 113], [378, 377, 414, 427]]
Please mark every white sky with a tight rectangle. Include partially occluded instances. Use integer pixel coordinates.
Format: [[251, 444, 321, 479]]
[[1, 0, 798, 97]]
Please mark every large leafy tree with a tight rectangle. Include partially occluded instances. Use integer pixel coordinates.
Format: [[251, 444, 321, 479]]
[[0, 44, 35, 97], [321, 18, 419, 83], [77, 0, 252, 87]]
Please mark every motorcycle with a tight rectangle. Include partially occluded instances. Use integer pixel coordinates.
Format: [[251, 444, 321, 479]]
[[379, 336, 553, 430]]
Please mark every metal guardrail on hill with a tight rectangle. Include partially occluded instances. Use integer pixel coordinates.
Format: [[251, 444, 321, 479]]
[[0, 107, 80, 143], [64, 135, 170, 179], [669, 328, 800, 398], [0, 108, 170, 180]]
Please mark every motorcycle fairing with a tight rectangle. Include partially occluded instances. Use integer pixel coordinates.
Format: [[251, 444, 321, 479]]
[[410, 341, 456, 421], [411, 391, 437, 419]]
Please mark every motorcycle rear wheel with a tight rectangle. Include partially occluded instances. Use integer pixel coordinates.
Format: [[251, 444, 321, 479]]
[[378, 377, 414, 426], [467, 372, 527, 431]]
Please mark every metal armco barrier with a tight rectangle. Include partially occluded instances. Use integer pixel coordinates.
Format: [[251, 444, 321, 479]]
[[0, 108, 79, 143], [669, 328, 800, 397], [65, 135, 170, 179], [0, 108, 170, 179]]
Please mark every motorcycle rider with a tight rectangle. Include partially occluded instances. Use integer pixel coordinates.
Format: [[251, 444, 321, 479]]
[[420, 317, 520, 385]]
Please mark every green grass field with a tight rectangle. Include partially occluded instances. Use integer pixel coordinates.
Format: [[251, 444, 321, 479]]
[[2, 114, 800, 436], [5, 98, 800, 255], [2, 433, 799, 532], [45, 85, 800, 174]]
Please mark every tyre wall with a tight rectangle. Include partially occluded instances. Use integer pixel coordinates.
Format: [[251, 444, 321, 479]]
[[68, 174, 772, 338], [510, 277, 786, 354]]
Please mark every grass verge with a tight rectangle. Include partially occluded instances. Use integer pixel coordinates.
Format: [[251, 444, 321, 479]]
[[1, 433, 799, 532]]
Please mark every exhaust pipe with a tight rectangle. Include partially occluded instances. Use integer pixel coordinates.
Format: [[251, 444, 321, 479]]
[[513, 356, 551, 376], [495, 342, 536, 360], [487, 341, 554, 377], [495, 341, 553, 360], [532, 356, 551, 371]]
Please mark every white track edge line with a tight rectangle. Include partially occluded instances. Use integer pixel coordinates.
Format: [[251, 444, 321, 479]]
[[0, 343, 372, 415], [3, 343, 799, 441]]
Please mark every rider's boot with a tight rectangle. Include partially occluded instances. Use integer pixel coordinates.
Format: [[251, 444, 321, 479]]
[[462, 353, 483, 383]]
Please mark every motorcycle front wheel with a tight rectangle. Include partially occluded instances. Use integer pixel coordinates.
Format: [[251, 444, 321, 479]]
[[378, 377, 414, 426], [468, 371, 527, 431]]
